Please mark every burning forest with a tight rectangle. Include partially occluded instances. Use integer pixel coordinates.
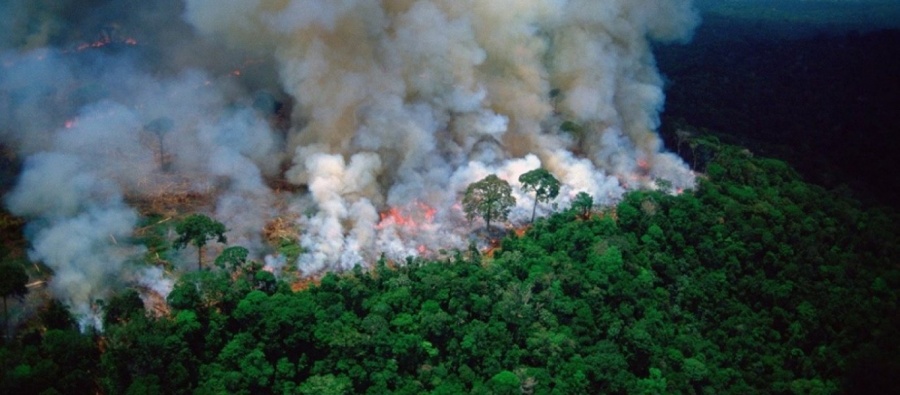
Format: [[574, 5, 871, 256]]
[[1, 0, 699, 328]]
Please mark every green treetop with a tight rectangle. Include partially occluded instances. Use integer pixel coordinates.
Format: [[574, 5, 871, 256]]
[[518, 168, 560, 223], [572, 191, 594, 219], [174, 214, 227, 270], [463, 174, 516, 231]]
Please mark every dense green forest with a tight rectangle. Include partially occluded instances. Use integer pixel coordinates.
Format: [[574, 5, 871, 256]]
[[2, 138, 898, 394]]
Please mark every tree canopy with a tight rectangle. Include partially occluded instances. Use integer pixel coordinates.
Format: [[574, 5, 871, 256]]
[[2, 140, 899, 394], [571, 191, 593, 219], [518, 168, 560, 223], [462, 174, 516, 231], [174, 214, 227, 270]]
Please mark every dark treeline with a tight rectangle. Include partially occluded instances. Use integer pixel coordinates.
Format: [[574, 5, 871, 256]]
[[2, 140, 899, 394], [657, 17, 900, 208]]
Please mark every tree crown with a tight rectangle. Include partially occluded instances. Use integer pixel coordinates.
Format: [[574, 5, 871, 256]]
[[174, 214, 227, 250], [518, 168, 560, 202], [462, 174, 516, 228]]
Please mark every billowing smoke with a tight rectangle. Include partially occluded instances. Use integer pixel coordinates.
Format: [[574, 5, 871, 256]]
[[2, 0, 283, 327], [183, 0, 698, 269], [1, 0, 698, 326]]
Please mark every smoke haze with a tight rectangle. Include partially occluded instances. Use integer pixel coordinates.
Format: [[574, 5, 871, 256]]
[[1, 0, 698, 327]]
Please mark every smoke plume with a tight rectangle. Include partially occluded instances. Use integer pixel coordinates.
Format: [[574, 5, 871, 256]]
[[1, 0, 698, 326]]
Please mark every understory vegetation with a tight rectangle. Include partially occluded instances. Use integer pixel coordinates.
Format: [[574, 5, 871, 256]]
[[1, 141, 899, 394]]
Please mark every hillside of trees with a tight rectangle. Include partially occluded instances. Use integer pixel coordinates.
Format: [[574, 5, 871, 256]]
[[2, 138, 898, 394]]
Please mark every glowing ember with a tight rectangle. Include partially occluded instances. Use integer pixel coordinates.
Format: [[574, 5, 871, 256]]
[[376, 202, 437, 230], [418, 202, 437, 222], [72, 35, 139, 52], [378, 207, 413, 228], [637, 159, 651, 171]]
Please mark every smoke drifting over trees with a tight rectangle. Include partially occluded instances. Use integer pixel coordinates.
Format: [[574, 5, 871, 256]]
[[1, 0, 698, 325]]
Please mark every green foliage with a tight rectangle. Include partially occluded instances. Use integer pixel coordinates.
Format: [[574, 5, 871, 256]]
[[215, 246, 249, 271], [2, 140, 898, 394], [462, 174, 516, 230], [519, 168, 561, 223], [276, 238, 302, 263], [167, 277, 202, 311], [488, 370, 519, 395], [103, 289, 145, 327], [40, 299, 77, 331], [571, 191, 594, 218], [169, 269, 250, 315], [174, 214, 227, 270], [681, 357, 708, 382], [636, 367, 668, 395], [297, 374, 352, 395], [1, 328, 100, 394]]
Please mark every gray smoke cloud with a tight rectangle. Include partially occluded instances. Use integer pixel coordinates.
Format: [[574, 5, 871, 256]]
[[184, 0, 699, 271], [2, 1, 284, 327], [5, 152, 142, 329], [2, 0, 699, 325]]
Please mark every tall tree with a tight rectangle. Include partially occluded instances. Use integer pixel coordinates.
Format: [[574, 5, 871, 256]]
[[519, 168, 560, 223], [463, 174, 516, 231], [572, 192, 594, 219], [174, 214, 227, 270], [0, 261, 28, 341]]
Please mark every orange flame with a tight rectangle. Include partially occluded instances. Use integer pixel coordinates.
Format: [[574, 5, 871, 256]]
[[637, 158, 650, 172], [418, 202, 437, 222], [376, 202, 436, 230], [73, 36, 138, 52]]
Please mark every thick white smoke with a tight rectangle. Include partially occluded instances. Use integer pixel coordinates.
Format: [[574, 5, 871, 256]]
[[184, 0, 699, 272], [2, 0, 698, 324], [1, 9, 282, 326], [5, 152, 143, 329]]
